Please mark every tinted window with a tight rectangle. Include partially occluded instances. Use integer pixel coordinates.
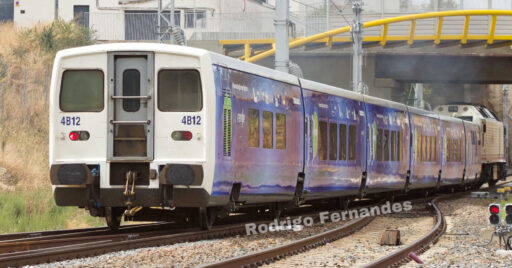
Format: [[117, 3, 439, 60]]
[[319, 121, 327, 161], [397, 131, 401, 161], [248, 109, 259, 148], [384, 130, 390, 161], [276, 113, 286, 150], [263, 111, 273, 149], [122, 69, 140, 112], [377, 129, 383, 161], [329, 123, 337, 160], [339, 124, 347, 161], [348, 125, 356, 161], [391, 131, 396, 161], [158, 70, 202, 112], [60, 70, 104, 112]]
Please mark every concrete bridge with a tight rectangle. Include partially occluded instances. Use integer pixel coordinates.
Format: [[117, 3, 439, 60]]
[[199, 10, 512, 108]]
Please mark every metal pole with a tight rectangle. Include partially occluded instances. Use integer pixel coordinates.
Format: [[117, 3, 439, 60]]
[[275, 0, 290, 73], [503, 85, 510, 166], [351, 0, 364, 94], [23, 69, 26, 108], [414, 83, 424, 109], [157, 0, 162, 43], [170, 0, 175, 44]]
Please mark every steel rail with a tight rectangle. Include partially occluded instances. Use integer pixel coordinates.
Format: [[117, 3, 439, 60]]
[[201, 215, 375, 268], [0, 223, 247, 268], [361, 192, 466, 268]]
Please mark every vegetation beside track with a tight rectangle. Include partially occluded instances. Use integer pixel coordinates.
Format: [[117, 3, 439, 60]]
[[0, 21, 101, 233]]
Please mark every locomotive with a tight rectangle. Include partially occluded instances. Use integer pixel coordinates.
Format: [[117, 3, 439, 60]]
[[49, 43, 505, 229]]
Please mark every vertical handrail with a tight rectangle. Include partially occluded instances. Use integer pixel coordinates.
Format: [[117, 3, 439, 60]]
[[461, 15, 470, 44], [408, 19, 416, 46], [380, 24, 389, 46], [488, 15, 497, 44], [434, 16, 444, 45]]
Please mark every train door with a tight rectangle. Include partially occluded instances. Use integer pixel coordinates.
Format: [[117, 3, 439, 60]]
[[108, 53, 154, 160]]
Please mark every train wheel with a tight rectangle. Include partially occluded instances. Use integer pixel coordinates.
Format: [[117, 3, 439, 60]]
[[199, 207, 216, 230], [105, 207, 123, 230]]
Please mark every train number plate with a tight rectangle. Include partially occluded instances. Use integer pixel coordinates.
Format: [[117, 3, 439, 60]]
[[60, 116, 81, 126], [181, 116, 201, 125]]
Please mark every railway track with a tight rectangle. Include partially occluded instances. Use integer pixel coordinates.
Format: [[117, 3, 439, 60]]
[[201, 192, 471, 268], [0, 223, 248, 267], [0, 182, 505, 267]]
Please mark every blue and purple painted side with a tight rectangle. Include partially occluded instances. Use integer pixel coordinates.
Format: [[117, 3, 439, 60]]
[[212, 65, 304, 200], [409, 113, 441, 189], [302, 88, 365, 198], [463, 121, 482, 183], [440, 118, 466, 185], [365, 103, 410, 193]]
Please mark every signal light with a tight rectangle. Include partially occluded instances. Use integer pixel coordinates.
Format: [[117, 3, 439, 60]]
[[489, 204, 501, 226], [69, 131, 90, 141], [69, 132, 79, 141], [505, 204, 512, 226], [171, 131, 193, 141]]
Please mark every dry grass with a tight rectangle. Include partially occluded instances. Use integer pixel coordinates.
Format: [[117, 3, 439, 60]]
[[0, 21, 101, 232]]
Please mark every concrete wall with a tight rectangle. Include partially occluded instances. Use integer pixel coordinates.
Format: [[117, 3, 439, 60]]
[[13, 0, 54, 26]]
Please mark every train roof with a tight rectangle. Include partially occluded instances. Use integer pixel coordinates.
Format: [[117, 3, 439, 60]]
[[299, 79, 364, 102]]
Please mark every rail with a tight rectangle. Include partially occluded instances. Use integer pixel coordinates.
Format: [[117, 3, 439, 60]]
[[218, 10, 512, 62]]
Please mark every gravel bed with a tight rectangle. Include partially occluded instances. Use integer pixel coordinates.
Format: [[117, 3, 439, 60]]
[[266, 215, 433, 267], [403, 196, 512, 268], [29, 216, 354, 268]]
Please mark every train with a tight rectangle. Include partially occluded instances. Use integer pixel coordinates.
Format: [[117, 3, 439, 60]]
[[49, 43, 506, 229]]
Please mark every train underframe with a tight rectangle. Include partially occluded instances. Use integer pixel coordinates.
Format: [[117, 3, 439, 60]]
[[53, 160, 507, 230]]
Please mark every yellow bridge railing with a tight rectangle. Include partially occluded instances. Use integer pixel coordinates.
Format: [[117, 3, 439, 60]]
[[218, 10, 512, 63]]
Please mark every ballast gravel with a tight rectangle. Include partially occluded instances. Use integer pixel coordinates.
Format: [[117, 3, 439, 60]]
[[29, 217, 353, 268], [403, 196, 512, 268]]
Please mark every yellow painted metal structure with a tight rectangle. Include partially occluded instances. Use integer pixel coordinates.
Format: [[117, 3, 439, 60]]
[[218, 10, 512, 63]]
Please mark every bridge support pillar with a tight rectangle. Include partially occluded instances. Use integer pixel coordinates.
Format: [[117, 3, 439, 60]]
[[275, 0, 290, 73]]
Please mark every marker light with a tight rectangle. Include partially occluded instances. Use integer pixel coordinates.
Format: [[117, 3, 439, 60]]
[[171, 131, 193, 141], [69, 131, 90, 141], [489, 204, 501, 226], [69, 131, 79, 141]]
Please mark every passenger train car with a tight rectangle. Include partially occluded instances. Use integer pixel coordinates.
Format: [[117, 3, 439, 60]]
[[435, 103, 506, 185], [49, 43, 501, 229]]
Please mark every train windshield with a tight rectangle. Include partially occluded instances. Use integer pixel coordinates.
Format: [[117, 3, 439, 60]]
[[60, 70, 104, 112], [158, 69, 202, 112]]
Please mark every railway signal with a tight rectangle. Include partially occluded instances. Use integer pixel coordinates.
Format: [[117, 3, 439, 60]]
[[489, 204, 501, 226], [505, 204, 512, 226]]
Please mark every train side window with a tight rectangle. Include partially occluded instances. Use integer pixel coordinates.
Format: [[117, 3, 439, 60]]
[[422, 135, 427, 162], [276, 113, 286, 150], [339, 124, 347, 161], [448, 139, 452, 162], [348, 125, 356, 161], [433, 136, 437, 161], [391, 131, 396, 161], [429, 136, 433, 162], [122, 69, 140, 112], [377, 129, 383, 161], [329, 123, 338, 160], [158, 69, 202, 112], [248, 109, 259, 148], [60, 70, 104, 112], [397, 131, 401, 161], [263, 111, 273, 149], [383, 130, 390, 161], [319, 121, 327, 160], [416, 133, 421, 162]]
